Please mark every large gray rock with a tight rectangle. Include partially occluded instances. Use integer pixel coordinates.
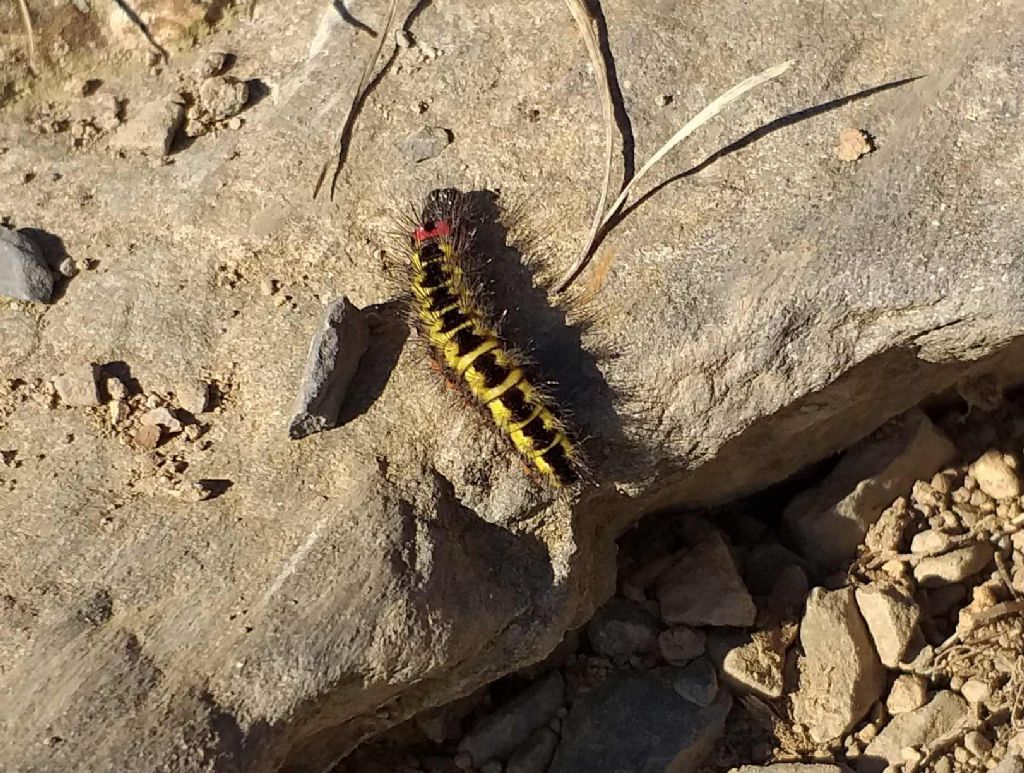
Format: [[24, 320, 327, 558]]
[[547, 671, 732, 773], [1, 1, 1024, 772], [0, 227, 52, 303]]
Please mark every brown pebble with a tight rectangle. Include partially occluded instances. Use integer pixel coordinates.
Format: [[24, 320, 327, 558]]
[[836, 127, 873, 162], [135, 424, 162, 449]]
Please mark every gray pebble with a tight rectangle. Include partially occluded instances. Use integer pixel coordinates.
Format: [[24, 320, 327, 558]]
[[400, 126, 452, 163], [0, 227, 53, 303], [288, 296, 369, 439]]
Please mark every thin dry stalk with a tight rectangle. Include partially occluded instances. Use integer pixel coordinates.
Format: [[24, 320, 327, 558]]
[[562, 0, 616, 292], [314, 0, 400, 201], [17, 0, 38, 76], [556, 58, 796, 292]]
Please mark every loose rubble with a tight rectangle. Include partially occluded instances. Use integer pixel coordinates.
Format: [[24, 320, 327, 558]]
[[338, 398, 1024, 773]]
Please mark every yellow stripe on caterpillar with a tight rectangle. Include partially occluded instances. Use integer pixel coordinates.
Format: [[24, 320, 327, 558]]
[[407, 189, 582, 488]]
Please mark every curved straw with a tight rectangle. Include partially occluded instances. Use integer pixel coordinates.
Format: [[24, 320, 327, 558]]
[[556, 58, 796, 293]]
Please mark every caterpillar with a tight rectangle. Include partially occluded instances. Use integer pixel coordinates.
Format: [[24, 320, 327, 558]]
[[406, 189, 583, 489]]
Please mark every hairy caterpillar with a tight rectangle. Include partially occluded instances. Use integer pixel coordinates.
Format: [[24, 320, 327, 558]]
[[405, 189, 583, 489]]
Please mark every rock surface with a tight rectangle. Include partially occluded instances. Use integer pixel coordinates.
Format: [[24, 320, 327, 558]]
[[548, 671, 731, 773], [656, 532, 756, 627], [458, 672, 564, 766], [792, 588, 885, 743], [858, 691, 968, 773], [730, 766, 851, 773], [586, 597, 660, 657], [112, 96, 185, 155], [2, 1, 1024, 772], [784, 412, 957, 568], [913, 543, 995, 586], [507, 728, 559, 773], [721, 628, 790, 699], [854, 585, 921, 668], [0, 227, 53, 303]]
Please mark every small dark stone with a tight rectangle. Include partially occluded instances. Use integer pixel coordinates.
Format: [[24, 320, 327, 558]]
[[0, 227, 53, 303], [288, 297, 369, 439]]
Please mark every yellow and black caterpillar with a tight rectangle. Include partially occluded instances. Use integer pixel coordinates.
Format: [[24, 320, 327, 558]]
[[407, 190, 581, 488]]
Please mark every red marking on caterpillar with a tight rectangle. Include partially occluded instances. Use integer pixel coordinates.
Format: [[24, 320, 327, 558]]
[[414, 220, 451, 242]]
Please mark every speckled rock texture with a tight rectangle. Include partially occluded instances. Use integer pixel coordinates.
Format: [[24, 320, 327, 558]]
[[0, 1, 1022, 771]]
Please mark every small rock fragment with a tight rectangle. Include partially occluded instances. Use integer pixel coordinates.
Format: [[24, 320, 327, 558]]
[[459, 672, 564, 766], [135, 424, 162, 449], [53, 365, 100, 407], [198, 76, 249, 123], [964, 730, 993, 757], [859, 691, 968, 773], [140, 406, 182, 434], [0, 227, 53, 303], [836, 127, 873, 161], [854, 585, 921, 667], [673, 658, 719, 707], [105, 376, 128, 402], [886, 674, 927, 714], [913, 543, 994, 587], [112, 96, 185, 155], [792, 587, 885, 743], [721, 628, 791, 699], [784, 412, 956, 568], [400, 126, 452, 163], [960, 678, 990, 704], [507, 728, 558, 773], [971, 449, 1021, 500], [108, 400, 127, 425], [586, 597, 660, 657], [658, 626, 706, 665], [57, 257, 77, 278], [175, 381, 209, 415], [288, 297, 370, 439], [194, 51, 228, 79], [656, 531, 756, 627], [395, 29, 413, 49], [910, 529, 953, 554]]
